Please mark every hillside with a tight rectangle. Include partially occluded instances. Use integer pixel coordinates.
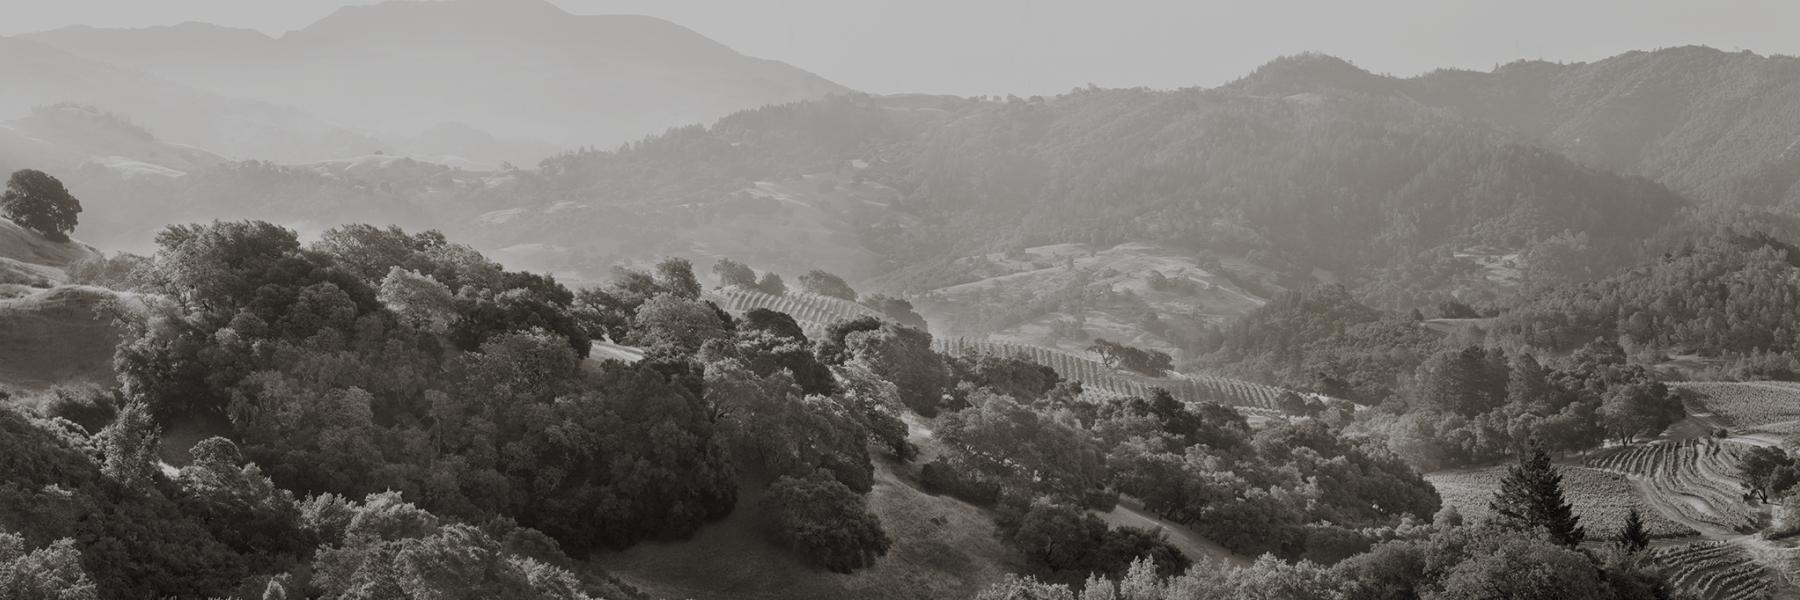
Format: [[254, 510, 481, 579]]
[[594, 459, 1020, 600], [0, 35, 383, 163], [0, 218, 100, 283], [0, 285, 119, 391], [23, 0, 849, 164], [0, 103, 229, 178], [1237, 48, 1800, 208], [912, 242, 1275, 358]]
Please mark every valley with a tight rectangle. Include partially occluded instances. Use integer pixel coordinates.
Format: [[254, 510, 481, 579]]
[[3, 4, 1800, 597]]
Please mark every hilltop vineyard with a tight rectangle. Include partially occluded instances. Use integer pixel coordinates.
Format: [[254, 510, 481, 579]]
[[706, 286, 886, 336], [932, 337, 1301, 415], [704, 285, 1307, 415]]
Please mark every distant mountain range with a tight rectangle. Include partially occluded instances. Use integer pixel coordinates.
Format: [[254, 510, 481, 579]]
[[17, 0, 849, 165], [1233, 48, 1800, 206], [0, 35, 385, 163], [7, 35, 1800, 359]]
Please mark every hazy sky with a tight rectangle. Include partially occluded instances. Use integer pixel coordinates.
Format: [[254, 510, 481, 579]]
[[5, 0, 1797, 96]]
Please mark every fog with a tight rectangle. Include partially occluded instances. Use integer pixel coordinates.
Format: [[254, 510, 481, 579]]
[[5, 0, 1797, 96]]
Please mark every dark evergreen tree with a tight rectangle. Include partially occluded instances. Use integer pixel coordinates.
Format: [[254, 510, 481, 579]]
[[1617, 508, 1650, 553], [1489, 439, 1585, 547]]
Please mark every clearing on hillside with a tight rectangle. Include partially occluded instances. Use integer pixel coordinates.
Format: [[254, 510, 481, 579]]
[[0, 285, 120, 391]]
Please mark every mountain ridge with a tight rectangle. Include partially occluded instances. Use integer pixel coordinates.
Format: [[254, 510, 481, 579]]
[[21, 0, 851, 163]]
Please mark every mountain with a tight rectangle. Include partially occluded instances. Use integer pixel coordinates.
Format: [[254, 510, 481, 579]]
[[0, 35, 386, 162], [35, 82, 1687, 364], [0, 103, 229, 178], [1236, 48, 1800, 208], [23, 0, 850, 163]]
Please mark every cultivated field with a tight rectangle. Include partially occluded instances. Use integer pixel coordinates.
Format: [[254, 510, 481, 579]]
[[1675, 381, 1800, 444], [935, 337, 1316, 415], [1653, 541, 1780, 600], [705, 286, 886, 337], [705, 285, 1307, 416], [1585, 439, 1759, 535], [1425, 465, 1697, 539]]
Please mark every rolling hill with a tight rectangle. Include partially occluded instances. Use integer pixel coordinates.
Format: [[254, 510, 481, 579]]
[[0, 35, 384, 163], [0, 220, 114, 391], [23, 0, 849, 164]]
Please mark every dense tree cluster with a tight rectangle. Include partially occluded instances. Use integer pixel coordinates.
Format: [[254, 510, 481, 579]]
[[1495, 231, 1800, 362], [974, 415, 1671, 598], [108, 223, 737, 556], [0, 400, 630, 599], [1209, 285, 1439, 404], [760, 472, 891, 573], [977, 523, 1665, 600], [64, 221, 933, 587], [1739, 446, 1800, 503], [995, 499, 1188, 581], [1364, 341, 1682, 470], [921, 350, 1441, 572], [799, 269, 858, 301]]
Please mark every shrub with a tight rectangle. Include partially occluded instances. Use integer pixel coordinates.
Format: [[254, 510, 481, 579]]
[[761, 472, 890, 573], [37, 386, 119, 433], [919, 459, 1001, 506]]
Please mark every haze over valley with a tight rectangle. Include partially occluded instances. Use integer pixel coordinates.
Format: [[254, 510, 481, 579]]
[[2, 2, 1799, 599]]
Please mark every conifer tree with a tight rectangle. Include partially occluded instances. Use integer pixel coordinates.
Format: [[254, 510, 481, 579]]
[[1617, 507, 1650, 553], [1489, 438, 1586, 546]]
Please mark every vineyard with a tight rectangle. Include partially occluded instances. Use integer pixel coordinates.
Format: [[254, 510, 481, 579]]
[[1424, 465, 1697, 539], [1584, 439, 1759, 534], [1674, 381, 1800, 442], [703, 285, 1307, 415], [932, 337, 1302, 415], [1653, 541, 1778, 600], [705, 286, 887, 337]]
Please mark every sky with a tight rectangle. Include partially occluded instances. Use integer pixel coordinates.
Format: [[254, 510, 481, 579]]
[[4, 0, 1798, 96]]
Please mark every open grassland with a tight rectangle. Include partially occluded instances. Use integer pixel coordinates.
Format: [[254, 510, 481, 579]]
[[1585, 440, 1759, 534], [0, 285, 121, 391], [1426, 465, 1697, 538]]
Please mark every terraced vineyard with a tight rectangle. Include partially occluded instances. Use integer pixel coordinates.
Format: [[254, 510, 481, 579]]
[[1654, 541, 1778, 600], [932, 337, 1299, 414], [1585, 439, 1759, 534], [1425, 465, 1696, 539]]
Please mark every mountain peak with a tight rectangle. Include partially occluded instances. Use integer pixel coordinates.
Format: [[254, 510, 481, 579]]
[[292, 0, 570, 39], [1225, 52, 1397, 97]]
